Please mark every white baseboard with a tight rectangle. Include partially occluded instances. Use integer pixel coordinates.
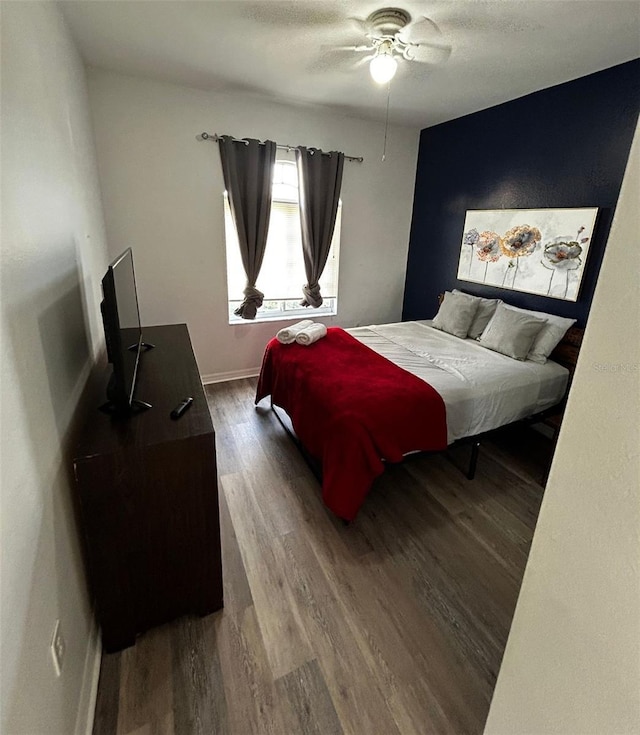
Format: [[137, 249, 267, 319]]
[[75, 617, 102, 735], [201, 367, 261, 384]]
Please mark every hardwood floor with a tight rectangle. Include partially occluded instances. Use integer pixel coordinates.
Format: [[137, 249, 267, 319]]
[[92, 377, 552, 735]]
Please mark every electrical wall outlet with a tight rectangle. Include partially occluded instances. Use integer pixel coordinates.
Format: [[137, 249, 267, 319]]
[[50, 620, 65, 677]]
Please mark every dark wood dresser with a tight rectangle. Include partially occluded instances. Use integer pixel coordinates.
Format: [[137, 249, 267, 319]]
[[72, 324, 223, 652]]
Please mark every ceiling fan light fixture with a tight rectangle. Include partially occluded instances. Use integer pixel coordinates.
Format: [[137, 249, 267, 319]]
[[369, 46, 398, 84]]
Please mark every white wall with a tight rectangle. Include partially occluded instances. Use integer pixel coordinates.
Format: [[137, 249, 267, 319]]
[[86, 69, 420, 380], [0, 3, 110, 733], [485, 122, 640, 733]]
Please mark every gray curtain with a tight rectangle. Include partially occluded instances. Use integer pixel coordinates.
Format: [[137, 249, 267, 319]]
[[218, 136, 276, 319], [295, 147, 345, 307]]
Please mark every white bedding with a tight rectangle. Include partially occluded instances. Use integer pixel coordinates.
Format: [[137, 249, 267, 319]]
[[348, 320, 569, 444]]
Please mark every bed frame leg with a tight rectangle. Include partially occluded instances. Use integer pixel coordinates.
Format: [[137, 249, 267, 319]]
[[269, 397, 324, 485], [468, 440, 481, 480]]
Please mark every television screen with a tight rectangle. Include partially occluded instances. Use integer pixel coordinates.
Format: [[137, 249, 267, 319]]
[[100, 248, 145, 414], [111, 250, 141, 399]]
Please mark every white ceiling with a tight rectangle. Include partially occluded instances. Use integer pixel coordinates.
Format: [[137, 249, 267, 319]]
[[61, 0, 640, 128]]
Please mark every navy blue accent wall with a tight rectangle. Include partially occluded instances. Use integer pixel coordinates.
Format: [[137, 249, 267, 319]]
[[403, 59, 639, 327]]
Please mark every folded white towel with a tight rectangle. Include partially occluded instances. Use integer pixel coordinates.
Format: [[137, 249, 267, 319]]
[[295, 322, 328, 346], [276, 319, 314, 344]]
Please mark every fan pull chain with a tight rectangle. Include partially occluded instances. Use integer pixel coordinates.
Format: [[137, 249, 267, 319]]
[[382, 81, 392, 162]]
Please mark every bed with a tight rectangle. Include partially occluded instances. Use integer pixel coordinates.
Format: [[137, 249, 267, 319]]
[[347, 321, 569, 444], [255, 297, 581, 522]]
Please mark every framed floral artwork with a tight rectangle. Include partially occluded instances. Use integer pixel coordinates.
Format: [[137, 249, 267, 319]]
[[457, 208, 598, 301]]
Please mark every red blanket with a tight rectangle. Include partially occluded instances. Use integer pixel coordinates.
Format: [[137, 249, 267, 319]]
[[255, 327, 447, 521]]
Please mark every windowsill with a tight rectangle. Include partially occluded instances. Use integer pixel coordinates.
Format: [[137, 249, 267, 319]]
[[228, 310, 336, 326]]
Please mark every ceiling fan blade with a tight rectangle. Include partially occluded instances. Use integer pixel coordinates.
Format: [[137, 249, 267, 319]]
[[329, 44, 375, 53], [355, 53, 376, 67], [409, 40, 453, 66], [392, 14, 452, 66], [347, 15, 371, 36], [309, 48, 366, 73], [399, 15, 444, 44]]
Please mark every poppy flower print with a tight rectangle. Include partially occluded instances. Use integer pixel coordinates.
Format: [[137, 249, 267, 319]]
[[457, 209, 597, 301], [500, 225, 542, 258], [475, 231, 503, 262]]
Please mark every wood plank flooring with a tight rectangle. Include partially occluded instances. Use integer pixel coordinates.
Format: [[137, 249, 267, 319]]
[[92, 377, 551, 735]]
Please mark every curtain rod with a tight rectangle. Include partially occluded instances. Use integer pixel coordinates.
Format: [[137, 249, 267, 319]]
[[196, 132, 364, 163]]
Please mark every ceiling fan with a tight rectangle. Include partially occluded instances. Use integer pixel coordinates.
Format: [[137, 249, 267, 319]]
[[344, 7, 452, 84]]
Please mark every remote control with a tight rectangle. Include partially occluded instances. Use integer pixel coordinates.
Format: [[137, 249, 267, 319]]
[[170, 397, 193, 420]]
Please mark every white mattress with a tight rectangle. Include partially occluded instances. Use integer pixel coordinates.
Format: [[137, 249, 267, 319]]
[[348, 321, 569, 444]]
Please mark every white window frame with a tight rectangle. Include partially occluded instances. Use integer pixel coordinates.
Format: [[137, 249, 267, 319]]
[[224, 160, 340, 324]]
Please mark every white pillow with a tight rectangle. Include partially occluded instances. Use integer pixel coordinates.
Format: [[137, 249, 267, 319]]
[[478, 303, 548, 361], [452, 289, 502, 339], [432, 291, 479, 339], [502, 304, 576, 364]]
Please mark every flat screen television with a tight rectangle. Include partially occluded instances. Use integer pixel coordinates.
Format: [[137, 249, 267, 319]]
[[100, 248, 152, 415]]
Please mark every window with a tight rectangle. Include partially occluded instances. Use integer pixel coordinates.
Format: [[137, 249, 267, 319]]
[[224, 159, 340, 323]]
